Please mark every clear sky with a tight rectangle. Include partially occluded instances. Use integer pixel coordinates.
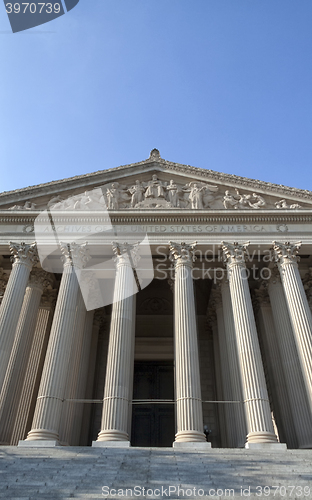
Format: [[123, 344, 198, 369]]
[[1, 0, 312, 194]]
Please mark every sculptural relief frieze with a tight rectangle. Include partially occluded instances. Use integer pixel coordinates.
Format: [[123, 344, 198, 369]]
[[2, 173, 308, 212]]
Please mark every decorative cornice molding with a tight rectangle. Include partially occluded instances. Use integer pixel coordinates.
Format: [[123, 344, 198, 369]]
[[1, 150, 312, 205], [2, 211, 312, 226]]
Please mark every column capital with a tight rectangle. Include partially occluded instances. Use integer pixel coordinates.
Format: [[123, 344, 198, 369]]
[[9, 242, 38, 269], [40, 289, 58, 308], [28, 269, 54, 292], [221, 241, 250, 267], [253, 282, 271, 311], [268, 265, 282, 285], [112, 242, 140, 267], [272, 241, 301, 266], [60, 242, 90, 269], [169, 241, 197, 268]]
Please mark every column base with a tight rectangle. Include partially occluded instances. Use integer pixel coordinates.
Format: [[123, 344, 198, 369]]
[[92, 440, 130, 448], [173, 441, 211, 450], [96, 429, 129, 442], [18, 439, 60, 447], [25, 428, 59, 442], [246, 431, 278, 444], [174, 430, 207, 443], [245, 442, 287, 451]]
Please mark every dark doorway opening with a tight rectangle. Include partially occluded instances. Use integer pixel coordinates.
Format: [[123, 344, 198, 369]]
[[131, 361, 175, 447]]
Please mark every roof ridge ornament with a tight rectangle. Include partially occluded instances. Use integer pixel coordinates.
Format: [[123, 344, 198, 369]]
[[149, 148, 161, 160]]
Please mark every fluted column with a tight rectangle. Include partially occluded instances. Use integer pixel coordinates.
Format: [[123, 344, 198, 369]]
[[11, 290, 56, 445], [221, 242, 282, 449], [0, 269, 53, 444], [0, 242, 38, 390], [22, 242, 90, 445], [209, 309, 227, 448], [93, 242, 138, 446], [219, 278, 247, 448], [169, 241, 208, 448], [254, 283, 297, 448], [267, 267, 312, 448], [70, 309, 95, 445], [80, 309, 105, 446], [210, 288, 236, 448], [273, 241, 312, 421], [59, 289, 87, 445]]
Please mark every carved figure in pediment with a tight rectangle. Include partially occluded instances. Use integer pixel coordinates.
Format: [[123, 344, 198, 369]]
[[128, 180, 145, 208], [106, 183, 121, 210], [223, 189, 266, 210], [182, 182, 218, 209], [145, 175, 166, 199], [166, 180, 180, 207], [223, 190, 240, 209], [248, 193, 266, 209], [47, 195, 64, 209], [106, 182, 129, 210], [8, 200, 36, 210], [275, 199, 302, 209]]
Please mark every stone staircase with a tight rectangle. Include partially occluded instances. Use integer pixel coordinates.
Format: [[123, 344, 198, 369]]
[[0, 446, 311, 499]]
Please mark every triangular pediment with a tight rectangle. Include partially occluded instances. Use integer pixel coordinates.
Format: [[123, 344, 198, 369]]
[[1, 149, 312, 212]]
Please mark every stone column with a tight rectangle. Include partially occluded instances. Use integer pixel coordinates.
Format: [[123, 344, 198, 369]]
[[209, 309, 227, 448], [11, 290, 56, 445], [221, 242, 283, 449], [210, 288, 236, 448], [80, 309, 105, 446], [253, 283, 297, 448], [272, 242, 312, 426], [21, 242, 90, 445], [93, 242, 138, 447], [59, 289, 87, 445], [70, 310, 95, 446], [0, 269, 53, 445], [0, 242, 38, 390], [267, 266, 312, 448], [219, 278, 247, 448], [169, 241, 209, 448]]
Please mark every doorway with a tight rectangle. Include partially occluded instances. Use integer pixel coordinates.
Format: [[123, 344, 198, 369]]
[[131, 361, 175, 447]]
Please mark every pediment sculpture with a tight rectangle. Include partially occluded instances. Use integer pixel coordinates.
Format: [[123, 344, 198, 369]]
[[3, 174, 307, 211], [102, 175, 220, 210]]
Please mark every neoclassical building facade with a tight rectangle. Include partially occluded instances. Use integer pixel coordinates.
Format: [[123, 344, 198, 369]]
[[1, 149, 312, 450]]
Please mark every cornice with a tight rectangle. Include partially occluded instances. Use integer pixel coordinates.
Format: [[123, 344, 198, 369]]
[[1, 209, 312, 225], [1, 152, 312, 204]]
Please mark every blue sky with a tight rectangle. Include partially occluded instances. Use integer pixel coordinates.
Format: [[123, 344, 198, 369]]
[[1, 0, 312, 193]]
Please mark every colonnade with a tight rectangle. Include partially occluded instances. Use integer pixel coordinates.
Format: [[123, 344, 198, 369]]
[[0, 239, 312, 449]]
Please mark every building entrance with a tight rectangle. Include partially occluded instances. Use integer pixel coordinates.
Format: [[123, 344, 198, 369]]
[[131, 361, 175, 447]]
